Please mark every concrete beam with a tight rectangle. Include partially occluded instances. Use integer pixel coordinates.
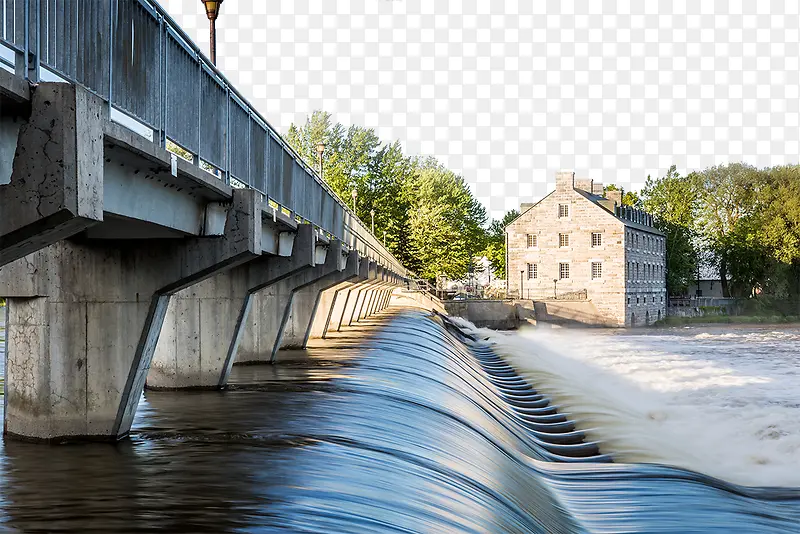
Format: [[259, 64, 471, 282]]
[[148, 224, 318, 389], [0, 188, 263, 441], [0, 83, 104, 267]]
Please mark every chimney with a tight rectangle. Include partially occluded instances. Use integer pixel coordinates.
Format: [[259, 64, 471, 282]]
[[574, 178, 593, 193], [592, 182, 604, 195], [606, 188, 622, 207], [555, 170, 575, 192]]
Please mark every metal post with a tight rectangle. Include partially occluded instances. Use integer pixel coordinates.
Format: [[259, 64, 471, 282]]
[[519, 270, 524, 300]]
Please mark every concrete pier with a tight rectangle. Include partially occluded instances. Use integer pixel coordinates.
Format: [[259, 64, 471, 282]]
[[0, 189, 263, 440], [147, 224, 318, 389]]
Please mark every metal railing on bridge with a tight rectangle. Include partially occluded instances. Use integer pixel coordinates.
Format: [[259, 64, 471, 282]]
[[0, 0, 409, 277]]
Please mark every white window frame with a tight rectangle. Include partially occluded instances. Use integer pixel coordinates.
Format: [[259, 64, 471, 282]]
[[558, 233, 570, 247], [527, 262, 537, 280], [591, 232, 602, 247], [558, 204, 570, 218], [559, 262, 570, 280], [591, 261, 602, 279], [526, 234, 537, 248]]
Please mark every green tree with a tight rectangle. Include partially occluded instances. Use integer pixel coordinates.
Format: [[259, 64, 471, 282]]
[[640, 165, 701, 296], [407, 160, 487, 280], [694, 163, 762, 297], [285, 112, 490, 282], [482, 209, 519, 279]]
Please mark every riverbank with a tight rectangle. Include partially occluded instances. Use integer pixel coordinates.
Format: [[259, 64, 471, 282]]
[[655, 314, 800, 327]]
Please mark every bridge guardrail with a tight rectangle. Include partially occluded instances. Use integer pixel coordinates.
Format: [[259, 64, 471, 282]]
[[0, 0, 410, 277]]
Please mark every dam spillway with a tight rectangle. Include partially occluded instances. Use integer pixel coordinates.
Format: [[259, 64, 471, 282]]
[[0, 309, 798, 532]]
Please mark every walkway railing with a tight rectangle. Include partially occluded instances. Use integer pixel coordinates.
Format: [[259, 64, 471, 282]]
[[0, 0, 409, 276]]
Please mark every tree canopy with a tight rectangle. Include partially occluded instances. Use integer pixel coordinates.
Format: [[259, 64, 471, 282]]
[[286, 111, 487, 281]]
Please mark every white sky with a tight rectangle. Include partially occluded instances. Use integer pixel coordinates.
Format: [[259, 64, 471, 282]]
[[160, 0, 800, 220]]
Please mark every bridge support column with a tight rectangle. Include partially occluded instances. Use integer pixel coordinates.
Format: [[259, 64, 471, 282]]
[[271, 246, 359, 358], [343, 262, 378, 327], [0, 83, 104, 267], [148, 224, 317, 388], [357, 268, 386, 321], [0, 189, 262, 441], [319, 259, 371, 337]]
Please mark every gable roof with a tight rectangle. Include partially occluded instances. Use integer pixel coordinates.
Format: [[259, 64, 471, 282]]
[[506, 187, 665, 236]]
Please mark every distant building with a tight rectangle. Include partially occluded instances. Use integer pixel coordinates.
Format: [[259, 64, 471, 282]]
[[687, 266, 726, 298], [505, 171, 667, 327]]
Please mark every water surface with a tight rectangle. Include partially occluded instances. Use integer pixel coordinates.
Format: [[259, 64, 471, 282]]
[[0, 309, 798, 532]]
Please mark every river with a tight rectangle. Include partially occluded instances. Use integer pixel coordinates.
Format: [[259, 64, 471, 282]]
[[0, 308, 798, 532]]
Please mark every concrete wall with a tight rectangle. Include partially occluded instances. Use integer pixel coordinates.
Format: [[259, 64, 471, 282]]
[[443, 299, 536, 329]]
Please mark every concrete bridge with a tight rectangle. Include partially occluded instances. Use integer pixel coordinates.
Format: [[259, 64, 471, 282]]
[[0, 0, 408, 442]]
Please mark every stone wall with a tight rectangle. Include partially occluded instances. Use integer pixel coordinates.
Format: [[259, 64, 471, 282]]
[[623, 227, 668, 326]]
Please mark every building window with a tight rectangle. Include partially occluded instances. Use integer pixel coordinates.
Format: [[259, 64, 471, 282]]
[[559, 233, 570, 247], [526, 234, 537, 248], [559, 204, 569, 218], [591, 262, 602, 279], [635, 234, 639, 248], [636, 263, 639, 279], [559, 263, 570, 279], [661, 296, 664, 303], [527, 263, 537, 280], [653, 296, 656, 303], [636, 296, 640, 304], [591, 232, 602, 247], [627, 296, 630, 304]]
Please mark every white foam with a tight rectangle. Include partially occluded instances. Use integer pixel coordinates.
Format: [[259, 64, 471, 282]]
[[476, 324, 800, 488]]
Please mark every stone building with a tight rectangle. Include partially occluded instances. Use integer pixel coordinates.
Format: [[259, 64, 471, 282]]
[[505, 171, 667, 327]]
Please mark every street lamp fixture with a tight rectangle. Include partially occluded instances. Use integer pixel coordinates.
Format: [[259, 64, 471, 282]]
[[520, 270, 524, 300], [351, 188, 357, 213], [370, 208, 375, 233], [200, 0, 224, 64], [553, 278, 558, 300], [315, 142, 325, 178]]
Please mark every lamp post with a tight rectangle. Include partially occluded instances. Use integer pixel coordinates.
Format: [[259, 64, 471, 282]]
[[383, 230, 387, 246], [370, 208, 375, 234], [316, 142, 325, 179], [351, 189, 357, 213], [519, 270, 524, 299], [200, 0, 224, 65], [553, 278, 558, 300]]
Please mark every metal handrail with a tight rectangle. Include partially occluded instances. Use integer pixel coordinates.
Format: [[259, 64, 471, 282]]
[[0, 0, 411, 278]]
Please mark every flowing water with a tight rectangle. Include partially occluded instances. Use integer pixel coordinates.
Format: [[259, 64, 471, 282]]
[[0, 307, 798, 532]]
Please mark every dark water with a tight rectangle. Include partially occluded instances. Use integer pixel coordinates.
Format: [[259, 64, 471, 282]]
[[0, 310, 799, 532]]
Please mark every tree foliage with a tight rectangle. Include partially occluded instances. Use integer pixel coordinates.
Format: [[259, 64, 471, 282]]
[[482, 209, 519, 280], [642, 163, 800, 308], [286, 111, 487, 282], [640, 165, 700, 296]]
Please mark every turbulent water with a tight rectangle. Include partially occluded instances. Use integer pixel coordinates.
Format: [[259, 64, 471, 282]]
[[469, 322, 800, 488], [0, 309, 798, 532]]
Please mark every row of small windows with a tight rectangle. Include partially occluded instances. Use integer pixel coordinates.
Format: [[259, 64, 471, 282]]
[[627, 230, 665, 253], [626, 261, 664, 280], [628, 295, 665, 304], [526, 262, 603, 280], [526, 232, 603, 248]]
